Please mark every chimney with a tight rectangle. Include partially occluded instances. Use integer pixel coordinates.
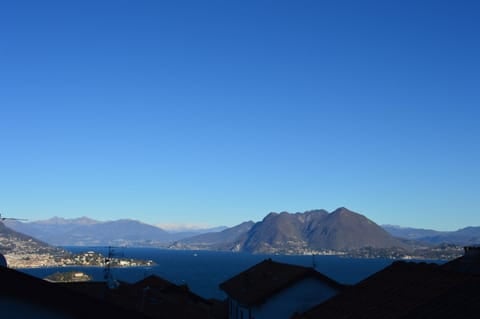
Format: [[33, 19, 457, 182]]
[[463, 246, 480, 260], [0, 253, 7, 268]]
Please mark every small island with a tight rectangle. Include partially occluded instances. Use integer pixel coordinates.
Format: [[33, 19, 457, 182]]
[[44, 271, 93, 282]]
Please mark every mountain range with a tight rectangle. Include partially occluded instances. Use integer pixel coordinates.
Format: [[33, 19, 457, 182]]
[[4, 208, 480, 254], [382, 225, 480, 245], [173, 207, 407, 253], [4, 217, 224, 246]]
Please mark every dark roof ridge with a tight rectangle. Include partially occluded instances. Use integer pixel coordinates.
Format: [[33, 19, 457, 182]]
[[0, 266, 150, 319], [220, 259, 344, 306]]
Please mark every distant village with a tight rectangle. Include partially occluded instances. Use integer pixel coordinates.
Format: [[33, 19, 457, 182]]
[[5, 249, 155, 269], [169, 243, 465, 261], [4, 243, 463, 269]]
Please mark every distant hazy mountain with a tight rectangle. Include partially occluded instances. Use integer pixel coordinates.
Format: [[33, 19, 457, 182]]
[[5, 217, 175, 246], [172, 221, 255, 250], [5, 217, 231, 246], [0, 221, 65, 256], [157, 224, 228, 234], [177, 208, 406, 253], [381, 225, 445, 240], [5, 217, 101, 245], [382, 225, 480, 245], [165, 226, 229, 240]]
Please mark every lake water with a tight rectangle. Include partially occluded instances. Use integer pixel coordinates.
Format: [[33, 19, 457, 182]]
[[20, 247, 412, 299]]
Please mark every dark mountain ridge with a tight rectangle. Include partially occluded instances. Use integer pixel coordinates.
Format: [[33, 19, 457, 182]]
[[7, 208, 473, 253], [177, 207, 407, 254], [237, 207, 406, 253]]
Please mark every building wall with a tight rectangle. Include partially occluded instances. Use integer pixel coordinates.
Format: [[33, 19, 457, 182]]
[[229, 298, 253, 319], [228, 277, 339, 319]]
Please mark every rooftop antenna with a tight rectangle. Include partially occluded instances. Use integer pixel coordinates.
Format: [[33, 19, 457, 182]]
[[0, 212, 28, 221], [104, 246, 121, 289]]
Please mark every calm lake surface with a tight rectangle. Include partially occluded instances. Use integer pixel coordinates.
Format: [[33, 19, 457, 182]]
[[20, 247, 433, 299]]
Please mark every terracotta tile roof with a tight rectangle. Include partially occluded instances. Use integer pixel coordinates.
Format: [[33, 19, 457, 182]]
[[219, 259, 344, 306], [130, 274, 212, 307], [57, 281, 108, 300], [298, 261, 480, 319], [62, 274, 221, 319], [402, 279, 480, 319], [131, 274, 174, 290], [0, 266, 149, 319], [441, 246, 480, 275]]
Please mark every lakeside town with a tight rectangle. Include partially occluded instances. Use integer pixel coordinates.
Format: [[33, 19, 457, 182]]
[[4, 243, 463, 269], [169, 240, 465, 261], [4, 249, 155, 269]]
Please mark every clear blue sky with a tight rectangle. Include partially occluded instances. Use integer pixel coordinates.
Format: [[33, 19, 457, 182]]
[[1, 0, 479, 231]]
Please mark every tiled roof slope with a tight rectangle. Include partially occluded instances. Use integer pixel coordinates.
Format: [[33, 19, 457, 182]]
[[220, 259, 344, 306], [0, 266, 149, 319], [62, 275, 220, 319], [297, 261, 480, 319], [441, 246, 480, 275], [402, 279, 480, 319]]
